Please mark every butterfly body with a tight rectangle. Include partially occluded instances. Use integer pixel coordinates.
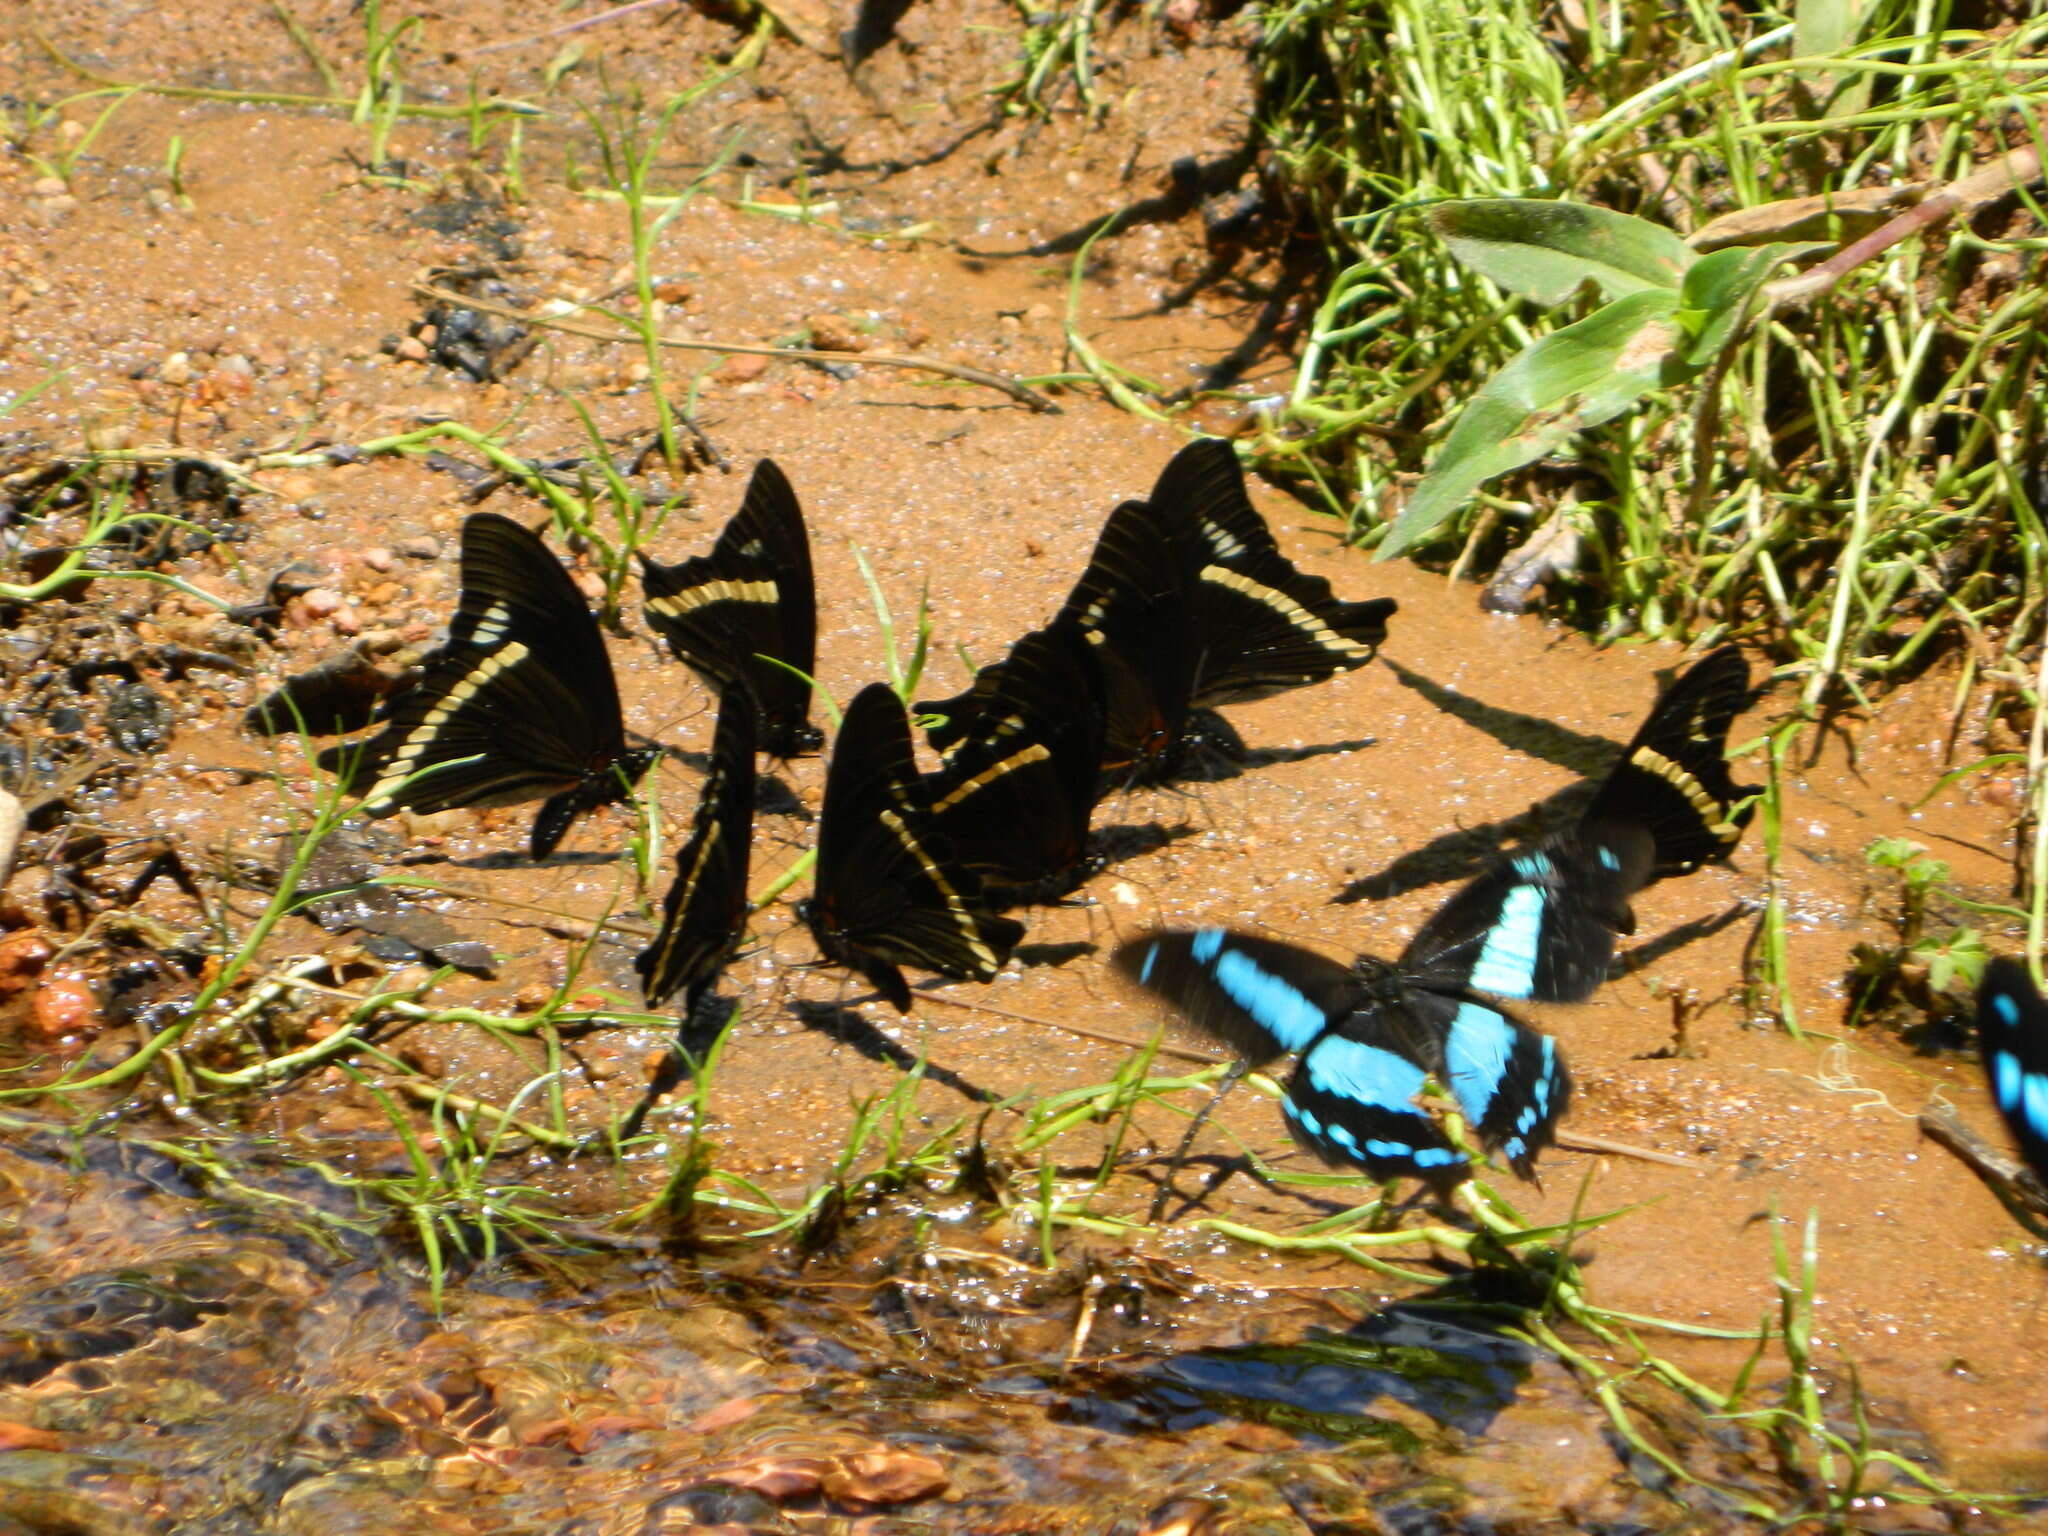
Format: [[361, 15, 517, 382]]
[[1976, 957, 2048, 1185], [637, 682, 758, 1016], [923, 620, 1108, 908], [1115, 928, 1570, 1192], [316, 512, 652, 860], [639, 459, 821, 758], [801, 684, 1024, 1012]]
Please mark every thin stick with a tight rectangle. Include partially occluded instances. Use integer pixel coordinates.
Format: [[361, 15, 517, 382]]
[[1554, 1130, 1693, 1168], [410, 280, 1058, 414], [469, 0, 678, 55], [911, 988, 1221, 1064]]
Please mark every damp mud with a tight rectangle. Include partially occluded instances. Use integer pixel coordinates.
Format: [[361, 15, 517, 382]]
[[0, 3, 2044, 1531]]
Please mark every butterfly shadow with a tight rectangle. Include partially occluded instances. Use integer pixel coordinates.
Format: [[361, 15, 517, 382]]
[[1087, 819, 1202, 876], [792, 1000, 1002, 1105], [1618, 901, 1755, 974], [1330, 657, 1630, 905]]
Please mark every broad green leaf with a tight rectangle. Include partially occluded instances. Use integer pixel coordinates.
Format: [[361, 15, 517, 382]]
[[1430, 199, 1693, 305], [1794, 0, 1869, 118], [1677, 241, 1831, 366], [1379, 290, 1685, 560]]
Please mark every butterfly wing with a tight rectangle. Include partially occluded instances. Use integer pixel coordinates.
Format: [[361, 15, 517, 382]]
[[1058, 500, 1198, 777], [636, 683, 757, 1013], [640, 460, 821, 757], [1581, 646, 1757, 880], [318, 513, 630, 826], [1283, 1009, 1469, 1192], [1399, 829, 1645, 1004], [803, 684, 1023, 1011], [1424, 992, 1571, 1179], [925, 621, 1107, 907], [1148, 439, 1396, 708], [1112, 927, 1357, 1066], [1977, 956, 2048, 1184]]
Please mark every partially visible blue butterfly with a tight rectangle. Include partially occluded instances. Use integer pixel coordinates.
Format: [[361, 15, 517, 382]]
[[1113, 926, 1570, 1193], [1976, 957, 2048, 1185]]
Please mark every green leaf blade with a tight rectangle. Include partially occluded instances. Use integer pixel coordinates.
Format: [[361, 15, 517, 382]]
[[1430, 198, 1693, 305]]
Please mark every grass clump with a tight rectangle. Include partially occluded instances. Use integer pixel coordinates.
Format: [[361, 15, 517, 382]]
[[1213, 0, 2048, 698]]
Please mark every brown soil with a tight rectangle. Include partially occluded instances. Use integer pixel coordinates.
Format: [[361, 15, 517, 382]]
[[2, 0, 2044, 1516]]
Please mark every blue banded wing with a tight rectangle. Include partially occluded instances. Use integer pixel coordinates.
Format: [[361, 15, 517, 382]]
[[1976, 957, 2048, 1185], [1284, 1015, 1469, 1192], [1430, 994, 1571, 1178], [1111, 928, 1357, 1068], [1582, 645, 1757, 881], [1400, 829, 1646, 1004]]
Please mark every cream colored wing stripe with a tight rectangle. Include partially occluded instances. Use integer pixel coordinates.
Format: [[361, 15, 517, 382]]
[[1199, 566, 1375, 659], [929, 743, 1051, 813], [647, 820, 723, 976], [469, 601, 513, 647], [877, 807, 1000, 976], [648, 579, 779, 617], [1631, 746, 1742, 841], [360, 641, 530, 810]]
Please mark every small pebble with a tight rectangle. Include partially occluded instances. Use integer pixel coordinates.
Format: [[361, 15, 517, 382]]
[[31, 176, 68, 198], [394, 335, 430, 363], [360, 546, 395, 573], [396, 536, 440, 560], [717, 353, 771, 383], [29, 970, 98, 1044], [159, 351, 193, 385], [300, 587, 345, 619]]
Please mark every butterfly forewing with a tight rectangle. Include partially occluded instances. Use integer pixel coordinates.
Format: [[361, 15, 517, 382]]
[[1400, 831, 1643, 1004], [1112, 928, 1357, 1067], [1148, 439, 1396, 708], [316, 513, 639, 851], [804, 684, 1023, 1012], [1583, 646, 1757, 880], [1977, 957, 2048, 1184], [639, 459, 820, 757], [636, 683, 757, 1013], [1059, 500, 1198, 776]]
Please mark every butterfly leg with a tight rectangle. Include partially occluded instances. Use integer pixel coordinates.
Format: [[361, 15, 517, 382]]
[[1146, 1058, 1250, 1225]]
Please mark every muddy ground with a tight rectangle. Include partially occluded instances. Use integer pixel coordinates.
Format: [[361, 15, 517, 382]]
[[1, 0, 2044, 1526]]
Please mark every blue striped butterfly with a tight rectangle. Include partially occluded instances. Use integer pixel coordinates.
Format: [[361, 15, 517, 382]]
[[1113, 927, 1570, 1192], [1404, 646, 1760, 1012], [1976, 957, 2048, 1186]]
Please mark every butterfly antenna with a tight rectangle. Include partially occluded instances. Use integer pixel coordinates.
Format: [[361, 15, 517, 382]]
[[1146, 1058, 1250, 1225]]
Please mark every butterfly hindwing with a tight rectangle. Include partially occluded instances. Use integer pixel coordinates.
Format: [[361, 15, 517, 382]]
[[639, 459, 821, 758], [315, 512, 647, 857], [1583, 646, 1757, 880], [925, 621, 1108, 907], [1149, 439, 1397, 708], [636, 683, 757, 1014], [1977, 956, 2048, 1184], [1430, 992, 1571, 1178], [1400, 830, 1644, 1004], [802, 684, 1023, 1012], [1284, 1019, 1468, 1192]]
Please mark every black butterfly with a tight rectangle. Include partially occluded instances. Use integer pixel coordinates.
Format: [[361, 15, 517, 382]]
[[1583, 644, 1757, 883], [921, 440, 1395, 779], [317, 512, 657, 860], [1976, 957, 2048, 1186], [1151, 438, 1397, 709], [636, 680, 756, 1016], [923, 500, 1196, 778], [1115, 926, 1571, 1194], [923, 620, 1108, 908], [639, 459, 821, 759], [800, 684, 1025, 1012]]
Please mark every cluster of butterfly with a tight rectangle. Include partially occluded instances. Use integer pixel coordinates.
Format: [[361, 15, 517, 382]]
[[292, 437, 1769, 1194]]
